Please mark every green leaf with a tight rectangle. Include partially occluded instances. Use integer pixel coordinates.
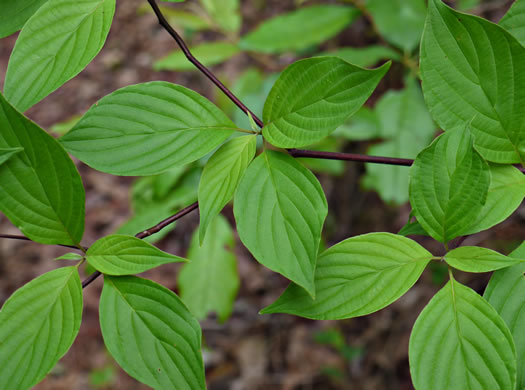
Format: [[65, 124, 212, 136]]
[[499, 0, 525, 46], [421, 0, 525, 164], [318, 45, 400, 68], [263, 57, 390, 148], [0, 147, 23, 165], [154, 42, 240, 71], [100, 275, 205, 389], [465, 164, 525, 234], [198, 135, 256, 243], [178, 215, 239, 322], [485, 242, 525, 389], [398, 219, 428, 237], [261, 233, 432, 320], [297, 137, 345, 176], [49, 115, 82, 136], [200, 0, 240, 33], [363, 80, 435, 205], [365, 0, 426, 52], [0, 0, 49, 38], [4, 0, 115, 112], [0, 93, 85, 245], [240, 5, 359, 54], [54, 252, 84, 261], [234, 150, 327, 296], [86, 234, 186, 275], [0, 266, 82, 389], [61, 81, 235, 176], [445, 246, 524, 273], [458, 0, 480, 11], [333, 106, 380, 141], [409, 278, 517, 390], [137, 4, 210, 31], [409, 127, 490, 243]]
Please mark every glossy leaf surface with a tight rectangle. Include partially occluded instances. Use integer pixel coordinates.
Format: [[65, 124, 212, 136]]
[[4, 0, 115, 112], [234, 151, 327, 296], [409, 279, 516, 390], [61, 82, 235, 176], [240, 5, 359, 54], [0, 93, 85, 245], [262, 233, 432, 320], [178, 215, 239, 322], [86, 234, 187, 275], [445, 246, 524, 273], [421, 0, 525, 164], [0, 267, 82, 390], [263, 57, 390, 148], [100, 276, 205, 389], [409, 127, 490, 243], [485, 242, 525, 389], [198, 135, 256, 243]]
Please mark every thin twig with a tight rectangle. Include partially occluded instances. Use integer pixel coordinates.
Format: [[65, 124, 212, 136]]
[[147, 0, 264, 128], [288, 149, 413, 166], [0, 234, 82, 250]]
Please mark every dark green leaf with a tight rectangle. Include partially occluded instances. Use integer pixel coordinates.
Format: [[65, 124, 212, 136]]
[[86, 234, 186, 275], [61, 81, 236, 176], [421, 0, 525, 164], [409, 278, 516, 390], [0, 0, 48, 38], [234, 150, 327, 296], [198, 135, 256, 243], [0, 147, 23, 165], [178, 215, 239, 322], [261, 233, 432, 319], [409, 127, 490, 243], [100, 276, 205, 389], [263, 57, 390, 148], [485, 242, 525, 389], [240, 5, 359, 54], [4, 0, 116, 112], [0, 267, 82, 389], [0, 93, 85, 245]]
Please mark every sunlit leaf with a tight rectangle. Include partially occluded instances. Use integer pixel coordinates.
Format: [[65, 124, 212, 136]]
[[261, 233, 432, 319], [0, 267, 82, 390], [4, 0, 115, 112], [445, 246, 524, 273], [61, 81, 236, 176]]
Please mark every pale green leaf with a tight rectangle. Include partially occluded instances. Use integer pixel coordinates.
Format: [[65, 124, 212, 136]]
[[0, 147, 23, 165], [0, 0, 48, 38], [465, 164, 525, 234], [485, 242, 525, 389], [200, 0, 240, 33], [154, 42, 240, 71], [500, 0, 525, 46], [261, 233, 432, 320], [421, 0, 525, 164], [409, 127, 490, 243], [445, 246, 524, 273], [115, 204, 175, 244], [4, 0, 115, 112], [178, 215, 239, 322], [365, 0, 426, 52], [0, 93, 85, 245], [137, 4, 210, 31], [263, 57, 390, 148], [363, 81, 435, 204], [297, 137, 345, 176], [409, 279, 516, 390], [333, 106, 380, 141], [240, 5, 359, 54], [54, 252, 84, 261], [198, 135, 256, 243], [100, 276, 205, 389], [86, 234, 186, 275], [61, 81, 235, 176], [234, 150, 327, 296], [318, 45, 400, 68], [49, 115, 81, 136], [0, 267, 82, 390]]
